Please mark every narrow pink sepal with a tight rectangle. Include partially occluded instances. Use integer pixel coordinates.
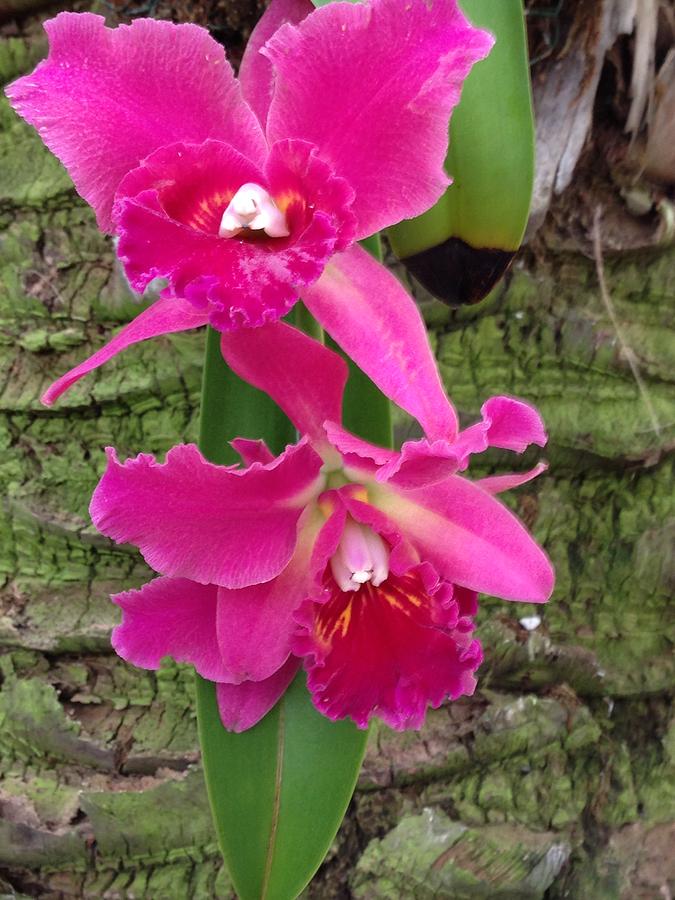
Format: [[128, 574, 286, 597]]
[[6, 12, 266, 230], [221, 321, 348, 444], [475, 462, 548, 495], [373, 476, 555, 603], [216, 656, 300, 732], [90, 440, 322, 589], [302, 244, 458, 442], [264, 0, 493, 236], [239, 0, 313, 129], [41, 296, 209, 406], [111, 576, 229, 682]]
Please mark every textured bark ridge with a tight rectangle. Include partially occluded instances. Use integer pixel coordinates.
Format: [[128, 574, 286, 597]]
[[1, 20, 674, 900]]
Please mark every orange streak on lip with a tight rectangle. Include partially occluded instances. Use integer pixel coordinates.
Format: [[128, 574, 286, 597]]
[[274, 189, 305, 215]]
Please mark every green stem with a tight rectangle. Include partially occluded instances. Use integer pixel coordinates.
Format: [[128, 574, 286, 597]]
[[199, 325, 294, 465]]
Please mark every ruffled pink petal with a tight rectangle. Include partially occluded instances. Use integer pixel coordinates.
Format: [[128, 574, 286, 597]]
[[6, 13, 266, 231], [221, 322, 348, 447], [90, 440, 323, 589], [302, 244, 458, 442], [455, 585, 479, 624], [308, 498, 348, 585], [41, 296, 209, 406], [215, 507, 321, 682], [239, 0, 314, 129], [293, 565, 482, 730], [370, 476, 555, 603], [111, 576, 229, 681], [453, 396, 548, 467], [375, 438, 461, 489], [115, 139, 352, 330], [266, 139, 356, 252], [216, 656, 300, 732], [324, 421, 395, 468], [264, 0, 493, 236], [475, 462, 548, 495], [230, 438, 276, 467]]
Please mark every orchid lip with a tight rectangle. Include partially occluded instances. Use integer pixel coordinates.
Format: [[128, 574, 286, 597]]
[[218, 183, 290, 239]]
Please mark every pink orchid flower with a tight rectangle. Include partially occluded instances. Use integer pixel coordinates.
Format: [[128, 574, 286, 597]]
[[90, 324, 554, 732], [6, 0, 493, 412]]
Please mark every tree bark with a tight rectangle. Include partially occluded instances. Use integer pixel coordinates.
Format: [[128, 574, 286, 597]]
[[0, 9, 673, 900]]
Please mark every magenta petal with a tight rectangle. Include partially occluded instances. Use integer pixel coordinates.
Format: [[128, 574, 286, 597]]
[[302, 244, 458, 442], [221, 321, 348, 445], [294, 566, 482, 730], [115, 139, 347, 330], [239, 0, 313, 129], [114, 140, 265, 296], [216, 656, 300, 732], [324, 421, 395, 480], [41, 296, 209, 406], [230, 438, 276, 467], [111, 576, 229, 681], [264, 0, 493, 236], [476, 462, 548, 495], [215, 511, 319, 682], [372, 476, 555, 603], [376, 438, 461, 489], [454, 396, 548, 464], [324, 422, 394, 467], [481, 396, 547, 452], [90, 440, 323, 588], [6, 13, 266, 231]]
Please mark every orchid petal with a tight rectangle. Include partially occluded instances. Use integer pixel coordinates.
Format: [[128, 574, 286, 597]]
[[6, 12, 266, 231], [230, 438, 276, 467], [475, 462, 548, 495], [370, 476, 554, 603], [239, 0, 313, 129], [111, 577, 229, 682], [114, 140, 266, 296], [41, 296, 209, 406], [90, 440, 323, 589], [115, 139, 347, 330], [375, 438, 461, 489], [215, 508, 321, 682], [216, 656, 300, 732], [294, 565, 482, 730], [220, 321, 348, 445], [264, 0, 493, 236], [302, 244, 458, 442], [453, 396, 548, 465], [323, 421, 395, 467]]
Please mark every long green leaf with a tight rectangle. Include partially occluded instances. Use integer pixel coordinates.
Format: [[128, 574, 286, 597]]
[[387, 0, 535, 305], [197, 241, 390, 896]]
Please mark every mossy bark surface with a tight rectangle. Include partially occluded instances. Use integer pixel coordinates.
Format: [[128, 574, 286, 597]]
[[0, 10, 673, 900]]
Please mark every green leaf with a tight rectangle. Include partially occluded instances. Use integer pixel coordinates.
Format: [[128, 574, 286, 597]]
[[387, 0, 535, 305], [389, 0, 534, 257], [196, 672, 366, 900], [196, 288, 390, 896]]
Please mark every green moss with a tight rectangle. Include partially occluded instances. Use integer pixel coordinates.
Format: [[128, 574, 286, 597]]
[[352, 810, 570, 898]]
